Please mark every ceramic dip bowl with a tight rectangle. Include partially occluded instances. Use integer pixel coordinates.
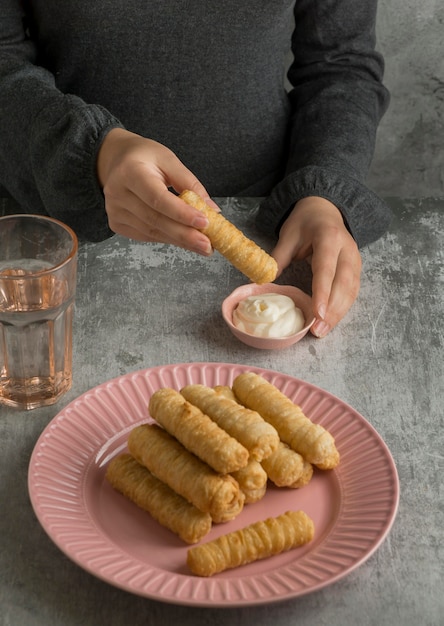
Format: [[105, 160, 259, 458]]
[[222, 283, 315, 350]]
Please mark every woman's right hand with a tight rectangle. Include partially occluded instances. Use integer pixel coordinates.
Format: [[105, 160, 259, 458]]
[[96, 128, 215, 255]]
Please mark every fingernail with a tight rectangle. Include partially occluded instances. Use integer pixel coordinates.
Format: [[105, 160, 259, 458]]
[[318, 304, 327, 320], [312, 320, 330, 338], [195, 238, 213, 256], [206, 198, 220, 212], [192, 215, 209, 230]]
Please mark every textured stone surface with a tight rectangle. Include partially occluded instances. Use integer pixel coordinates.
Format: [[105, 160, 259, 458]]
[[1, 198, 442, 626]]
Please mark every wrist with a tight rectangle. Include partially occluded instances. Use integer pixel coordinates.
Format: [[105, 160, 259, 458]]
[[96, 127, 131, 188], [294, 196, 344, 224]]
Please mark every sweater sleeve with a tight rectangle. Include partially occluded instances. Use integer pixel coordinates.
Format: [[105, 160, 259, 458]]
[[0, 1, 123, 241], [256, 0, 392, 249]]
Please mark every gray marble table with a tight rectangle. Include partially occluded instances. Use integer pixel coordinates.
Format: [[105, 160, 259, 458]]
[[1, 197, 442, 626]]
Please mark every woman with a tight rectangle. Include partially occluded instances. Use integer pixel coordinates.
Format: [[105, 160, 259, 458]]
[[0, 0, 391, 337]]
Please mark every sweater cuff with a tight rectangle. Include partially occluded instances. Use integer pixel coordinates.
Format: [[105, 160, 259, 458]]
[[31, 95, 124, 242], [256, 166, 392, 249]]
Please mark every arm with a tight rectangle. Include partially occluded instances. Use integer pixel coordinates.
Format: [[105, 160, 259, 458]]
[[257, 0, 391, 248], [0, 2, 211, 248], [258, 0, 390, 336], [0, 1, 124, 240]]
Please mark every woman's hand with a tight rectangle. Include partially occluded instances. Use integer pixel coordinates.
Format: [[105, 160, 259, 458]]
[[96, 128, 215, 255], [271, 196, 362, 337]]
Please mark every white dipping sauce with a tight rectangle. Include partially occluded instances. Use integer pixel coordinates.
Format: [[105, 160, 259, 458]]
[[233, 293, 305, 338]]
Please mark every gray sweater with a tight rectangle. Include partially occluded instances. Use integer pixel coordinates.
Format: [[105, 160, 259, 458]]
[[0, 0, 390, 245]]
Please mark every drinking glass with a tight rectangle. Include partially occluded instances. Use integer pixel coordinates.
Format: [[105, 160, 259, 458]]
[[0, 215, 78, 410]]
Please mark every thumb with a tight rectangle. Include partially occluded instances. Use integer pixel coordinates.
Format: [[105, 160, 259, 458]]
[[271, 231, 302, 277]]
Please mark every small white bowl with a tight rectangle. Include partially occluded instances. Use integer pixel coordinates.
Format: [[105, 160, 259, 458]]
[[222, 283, 315, 350]]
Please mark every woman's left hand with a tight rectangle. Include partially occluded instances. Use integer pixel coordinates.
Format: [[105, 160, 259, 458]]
[[271, 196, 362, 337]]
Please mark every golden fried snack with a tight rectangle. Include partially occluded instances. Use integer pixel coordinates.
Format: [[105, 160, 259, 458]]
[[261, 442, 314, 488], [149, 388, 249, 474], [231, 459, 268, 504], [106, 453, 212, 544], [213, 385, 237, 401], [128, 424, 244, 523], [186, 510, 314, 576], [261, 441, 304, 487], [232, 372, 340, 470], [179, 190, 278, 284], [289, 459, 314, 488], [180, 384, 279, 462]]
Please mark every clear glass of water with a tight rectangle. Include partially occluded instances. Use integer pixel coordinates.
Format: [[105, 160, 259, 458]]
[[0, 215, 78, 410]]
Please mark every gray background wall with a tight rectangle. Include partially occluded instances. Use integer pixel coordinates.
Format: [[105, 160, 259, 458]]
[[369, 0, 444, 197]]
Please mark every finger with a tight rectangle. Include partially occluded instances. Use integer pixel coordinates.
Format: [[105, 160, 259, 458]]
[[148, 148, 214, 208], [106, 198, 213, 254], [271, 222, 306, 276], [113, 213, 213, 255], [110, 219, 211, 252], [169, 177, 220, 213], [126, 170, 210, 230], [131, 145, 220, 220], [158, 182, 213, 230], [311, 245, 361, 337], [310, 237, 339, 321], [325, 248, 361, 326], [271, 239, 296, 277]]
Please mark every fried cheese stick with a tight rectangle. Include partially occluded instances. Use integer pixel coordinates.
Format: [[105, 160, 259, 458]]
[[187, 510, 314, 576], [232, 372, 340, 470], [128, 424, 244, 523], [106, 453, 212, 544], [149, 388, 249, 474], [213, 385, 237, 401], [179, 190, 278, 284], [290, 459, 314, 488], [261, 442, 314, 488], [261, 441, 304, 487], [231, 459, 268, 503], [180, 384, 279, 462]]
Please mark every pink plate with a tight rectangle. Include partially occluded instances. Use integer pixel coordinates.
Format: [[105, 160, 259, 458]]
[[28, 362, 399, 607]]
